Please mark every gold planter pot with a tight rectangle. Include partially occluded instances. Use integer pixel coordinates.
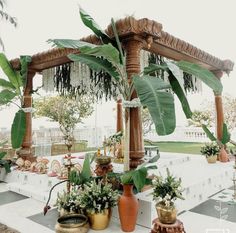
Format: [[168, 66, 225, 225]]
[[156, 204, 177, 224], [55, 214, 89, 233], [206, 155, 217, 163], [88, 209, 111, 230]]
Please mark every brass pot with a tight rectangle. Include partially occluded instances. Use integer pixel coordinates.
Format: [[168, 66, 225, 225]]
[[95, 156, 111, 165], [55, 214, 89, 233], [156, 203, 177, 224], [88, 209, 111, 230], [206, 155, 217, 163]]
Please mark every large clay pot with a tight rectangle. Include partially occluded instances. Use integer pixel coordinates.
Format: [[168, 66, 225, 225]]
[[206, 155, 217, 163], [219, 148, 229, 162], [118, 184, 139, 232], [156, 203, 177, 224], [88, 209, 111, 230], [55, 214, 89, 233]]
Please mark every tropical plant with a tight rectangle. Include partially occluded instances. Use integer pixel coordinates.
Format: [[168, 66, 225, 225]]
[[152, 168, 184, 207], [188, 110, 213, 127], [0, 0, 17, 50], [0, 53, 31, 149], [48, 7, 223, 170], [77, 179, 119, 214], [200, 142, 220, 157], [34, 95, 94, 150]]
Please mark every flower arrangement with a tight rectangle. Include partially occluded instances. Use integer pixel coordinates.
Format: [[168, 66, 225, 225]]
[[77, 180, 119, 214], [152, 168, 184, 207], [200, 142, 220, 157], [55, 188, 80, 214]]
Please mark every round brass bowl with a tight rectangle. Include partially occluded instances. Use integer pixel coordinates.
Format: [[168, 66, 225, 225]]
[[55, 214, 89, 233], [96, 156, 111, 165]]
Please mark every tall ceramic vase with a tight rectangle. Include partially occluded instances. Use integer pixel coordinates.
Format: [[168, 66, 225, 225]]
[[118, 184, 139, 232], [219, 148, 229, 162]]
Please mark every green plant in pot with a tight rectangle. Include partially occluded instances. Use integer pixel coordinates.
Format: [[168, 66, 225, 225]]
[[152, 168, 184, 224], [200, 141, 220, 163], [0, 141, 11, 175], [202, 123, 230, 162], [77, 179, 119, 230], [118, 156, 158, 232]]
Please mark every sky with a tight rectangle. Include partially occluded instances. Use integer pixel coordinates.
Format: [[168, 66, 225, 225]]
[[0, 0, 236, 129]]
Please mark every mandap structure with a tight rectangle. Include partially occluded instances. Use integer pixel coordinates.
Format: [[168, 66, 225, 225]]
[[10, 17, 234, 168]]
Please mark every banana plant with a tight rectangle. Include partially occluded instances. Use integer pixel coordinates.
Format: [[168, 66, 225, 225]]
[[0, 53, 31, 149], [48, 7, 223, 169]]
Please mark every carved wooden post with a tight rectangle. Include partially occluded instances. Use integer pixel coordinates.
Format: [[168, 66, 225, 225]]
[[213, 70, 228, 162], [124, 37, 144, 168], [116, 99, 123, 132], [19, 70, 35, 161]]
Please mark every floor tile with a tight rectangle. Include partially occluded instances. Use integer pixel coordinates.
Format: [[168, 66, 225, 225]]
[[0, 191, 28, 205]]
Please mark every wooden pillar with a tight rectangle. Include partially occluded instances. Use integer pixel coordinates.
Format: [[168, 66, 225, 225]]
[[19, 70, 35, 160], [213, 70, 224, 141], [116, 99, 123, 132], [124, 37, 144, 168]]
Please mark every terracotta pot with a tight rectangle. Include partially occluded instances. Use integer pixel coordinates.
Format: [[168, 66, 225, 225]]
[[219, 148, 229, 162], [55, 214, 89, 233], [206, 155, 217, 163], [88, 209, 111, 230], [156, 203, 177, 224], [118, 184, 139, 232]]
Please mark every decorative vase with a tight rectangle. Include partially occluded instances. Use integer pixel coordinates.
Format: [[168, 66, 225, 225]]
[[156, 203, 177, 224], [206, 155, 217, 163], [219, 148, 229, 162], [118, 184, 139, 232], [55, 214, 89, 233], [88, 209, 111, 230]]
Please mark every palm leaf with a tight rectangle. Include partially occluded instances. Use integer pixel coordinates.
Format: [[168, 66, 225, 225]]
[[11, 110, 26, 149], [0, 78, 15, 89], [48, 39, 120, 65], [133, 75, 176, 135], [177, 61, 223, 94], [68, 54, 120, 81], [0, 53, 22, 92], [0, 89, 17, 105], [79, 7, 110, 42]]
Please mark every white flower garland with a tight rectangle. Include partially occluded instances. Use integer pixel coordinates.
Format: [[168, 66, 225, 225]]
[[123, 98, 142, 108], [22, 107, 34, 113]]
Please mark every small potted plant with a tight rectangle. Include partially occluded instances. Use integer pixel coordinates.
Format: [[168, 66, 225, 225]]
[[55, 188, 81, 216], [77, 179, 119, 230], [200, 142, 220, 163], [152, 168, 184, 224]]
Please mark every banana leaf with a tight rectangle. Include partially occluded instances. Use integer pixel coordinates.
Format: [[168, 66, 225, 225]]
[[0, 78, 15, 90], [11, 110, 26, 149], [202, 124, 217, 141], [0, 89, 17, 105], [48, 39, 120, 65], [133, 75, 176, 135], [143, 63, 168, 75], [79, 7, 110, 42], [168, 74, 192, 118], [221, 123, 230, 145], [132, 167, 147, 192], [80, 154, 92, 183], [176, 61, 223, 94], [0, 53, 22, 92], [68, 54, 120, 80], [20, 55, 32, 87]]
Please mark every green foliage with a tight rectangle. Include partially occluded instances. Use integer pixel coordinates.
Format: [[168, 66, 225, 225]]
[[77, 180, 119, 214], [11, 110, 26, 149], [0, 53, 31, 149], [0, 150, 11, 173], [152, 168, 184, 206], [200, 142, 220, 157], [133, 75, 175, 135], [34, 95, 94, 144]]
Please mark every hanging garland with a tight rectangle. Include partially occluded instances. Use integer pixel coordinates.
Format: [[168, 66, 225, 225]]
[[146, 51, 202, 93]]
